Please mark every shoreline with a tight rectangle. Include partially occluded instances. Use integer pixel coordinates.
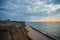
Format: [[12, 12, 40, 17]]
[[29, 25, 58, 40], [25, 23, 59, 40]]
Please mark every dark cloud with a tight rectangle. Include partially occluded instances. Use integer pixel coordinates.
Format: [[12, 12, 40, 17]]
[[40, 0, 60, 5], [55, 8, 60, 14], [52, 0, 60, 4], [0, 0, 8, 6], [0, 12, 5, 20], [0, 8, 5, 11]]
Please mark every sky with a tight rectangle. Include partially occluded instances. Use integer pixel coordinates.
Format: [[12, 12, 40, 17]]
[[0, 0, 60, 22]]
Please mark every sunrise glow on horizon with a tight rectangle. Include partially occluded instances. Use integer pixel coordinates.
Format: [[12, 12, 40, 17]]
[[32, 19, 60, 22]]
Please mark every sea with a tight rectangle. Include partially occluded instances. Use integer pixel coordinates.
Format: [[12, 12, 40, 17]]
[[27, 22, 60, 39]]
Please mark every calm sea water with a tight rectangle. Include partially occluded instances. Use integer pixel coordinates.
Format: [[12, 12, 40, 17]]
[[27, 22, 60, 38]]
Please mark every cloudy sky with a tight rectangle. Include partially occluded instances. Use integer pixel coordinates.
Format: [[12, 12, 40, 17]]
[[0, 0, 60, 22]]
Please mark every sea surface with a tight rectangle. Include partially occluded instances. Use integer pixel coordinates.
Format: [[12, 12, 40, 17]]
[[27, 22, 60, 39]]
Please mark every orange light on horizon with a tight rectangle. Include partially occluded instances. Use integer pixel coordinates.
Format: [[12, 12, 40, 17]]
[[33, 19, 60, 22]]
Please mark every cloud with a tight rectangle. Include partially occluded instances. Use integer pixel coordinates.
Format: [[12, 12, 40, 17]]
[[25, 0, 60, 22], [26, 16, 40, 22], [26, 0, 60, 14], [52, 0, 60, 4], [0, 0, 60, 21]]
